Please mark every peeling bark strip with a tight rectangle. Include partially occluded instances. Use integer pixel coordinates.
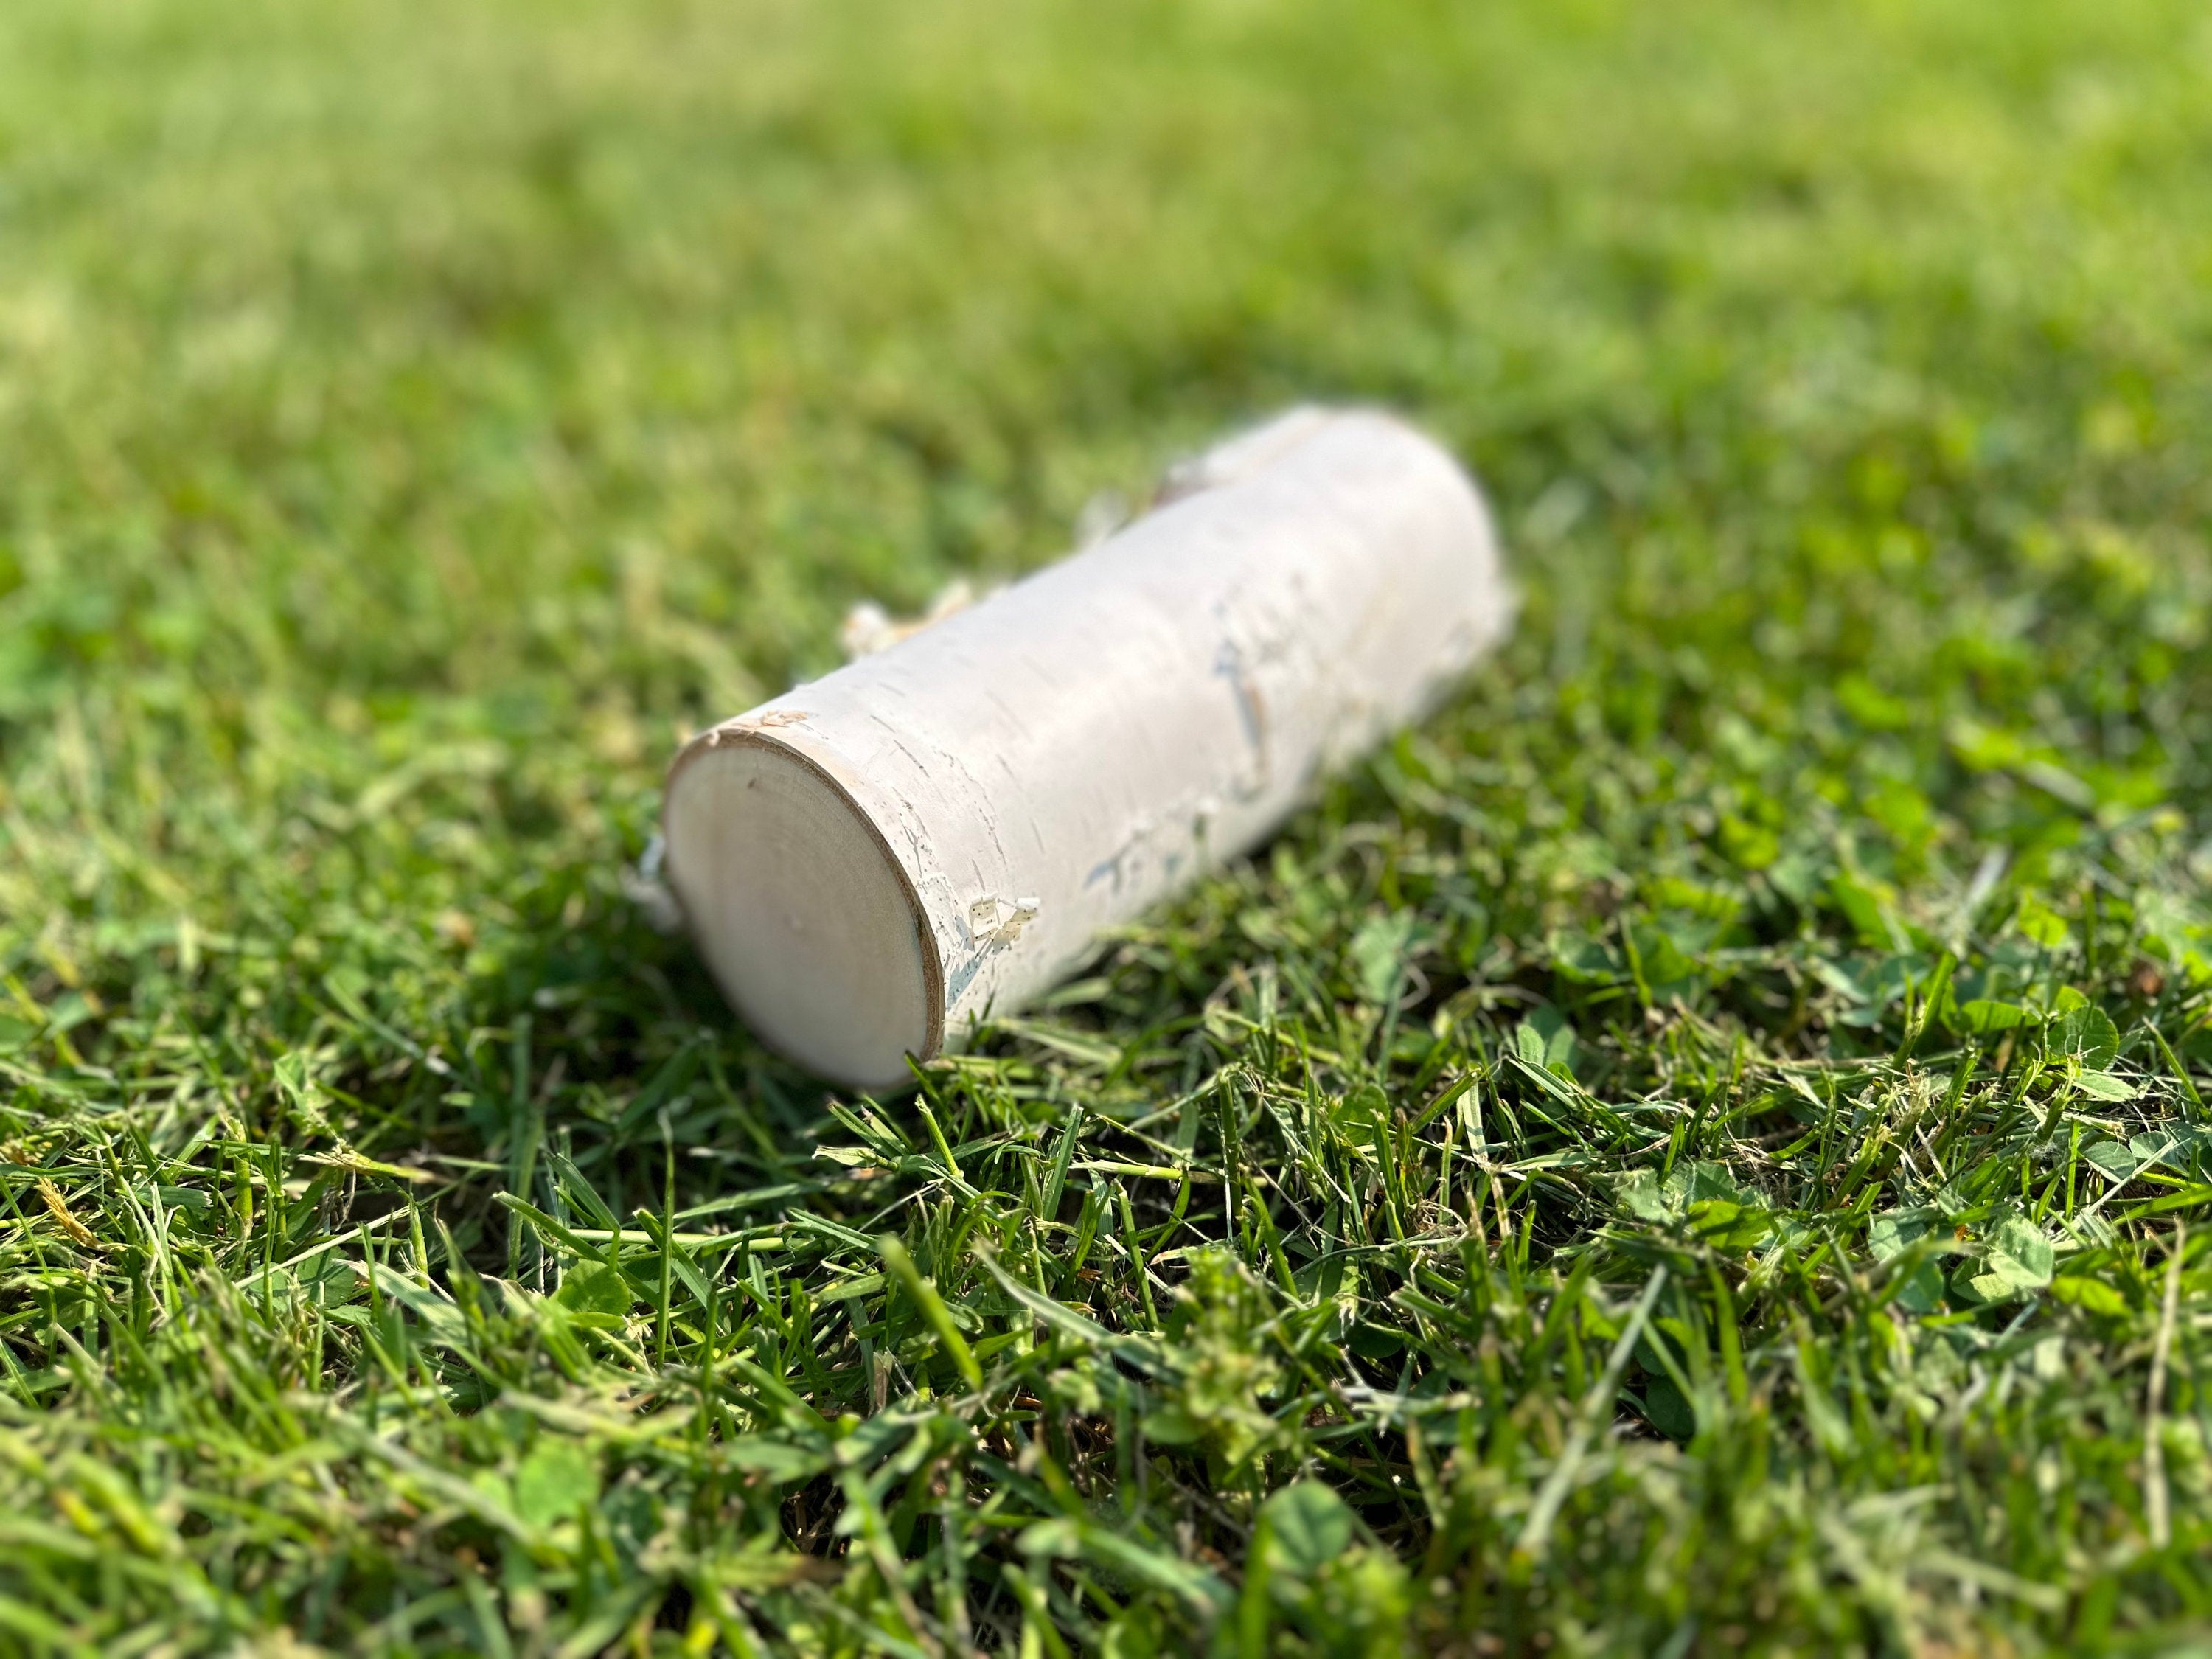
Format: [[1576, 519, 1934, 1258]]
[[662, 407, 1516, 1089]]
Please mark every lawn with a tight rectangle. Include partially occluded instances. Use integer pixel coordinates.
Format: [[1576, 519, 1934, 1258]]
[[4, 0, 2212, 1650]]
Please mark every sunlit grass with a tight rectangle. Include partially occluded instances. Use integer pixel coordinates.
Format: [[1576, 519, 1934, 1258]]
[[4, 0, 2212, 1649]]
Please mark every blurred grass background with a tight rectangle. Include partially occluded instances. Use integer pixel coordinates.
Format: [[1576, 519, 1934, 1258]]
[[5, 0, 2212, 1651]]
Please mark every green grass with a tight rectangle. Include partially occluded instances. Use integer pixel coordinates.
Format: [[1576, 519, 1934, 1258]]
[[5, 0, 2212, 1650]]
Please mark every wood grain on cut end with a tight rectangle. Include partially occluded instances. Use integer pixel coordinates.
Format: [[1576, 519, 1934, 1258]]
[[664, 731, 942, 1090]]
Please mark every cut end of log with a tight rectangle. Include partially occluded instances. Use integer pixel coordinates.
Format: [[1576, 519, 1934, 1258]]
[[663, 732, 942, 1090]]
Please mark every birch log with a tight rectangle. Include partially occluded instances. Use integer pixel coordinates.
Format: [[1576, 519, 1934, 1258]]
[[662, 406, 1514, 1090]]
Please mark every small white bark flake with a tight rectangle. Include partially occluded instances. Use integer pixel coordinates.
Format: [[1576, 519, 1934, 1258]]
[[968, 896, 1040, 946], [662, 407, 1516, 1090]]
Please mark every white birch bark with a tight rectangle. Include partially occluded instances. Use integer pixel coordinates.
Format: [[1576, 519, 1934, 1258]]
[[663, 406, 1514, 1089]]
